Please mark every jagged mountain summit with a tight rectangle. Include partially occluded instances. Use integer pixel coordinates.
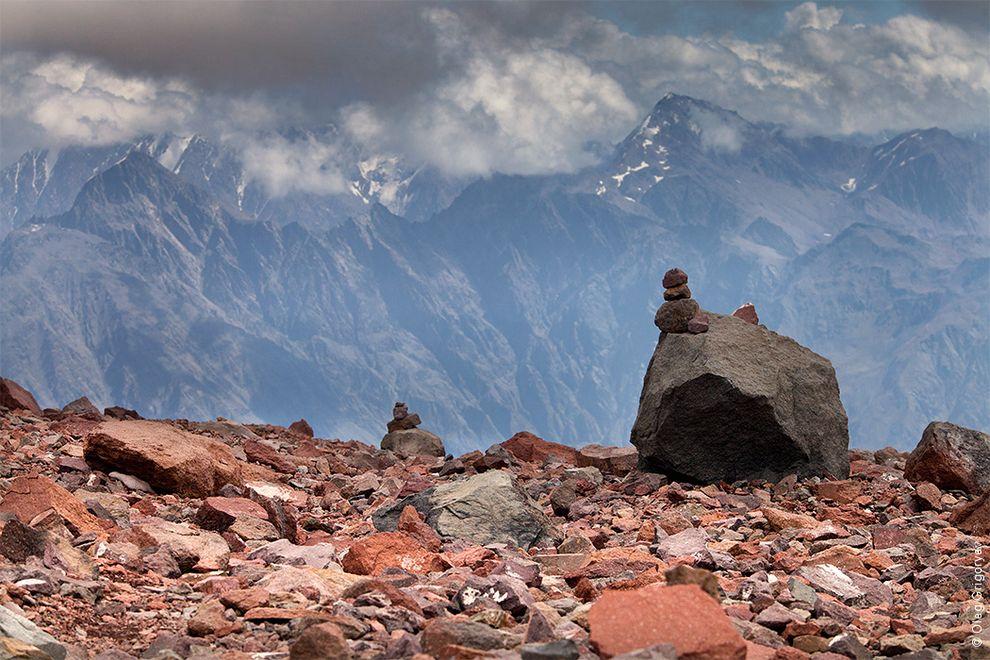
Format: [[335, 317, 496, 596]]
[[1, 94, 987, 450]]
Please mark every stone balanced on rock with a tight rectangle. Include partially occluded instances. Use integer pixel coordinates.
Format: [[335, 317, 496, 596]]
[[381, 402, 446, 458], [655, 268, 708, 334]]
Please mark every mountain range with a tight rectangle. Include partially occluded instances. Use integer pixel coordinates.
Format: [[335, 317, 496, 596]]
[[2, 93, 987, 453]]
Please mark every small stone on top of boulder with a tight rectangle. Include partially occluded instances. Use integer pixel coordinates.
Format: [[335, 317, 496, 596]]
[[380, 401, 445, 458], [655, 268, 707, 334], [731, 302, 759, 325]]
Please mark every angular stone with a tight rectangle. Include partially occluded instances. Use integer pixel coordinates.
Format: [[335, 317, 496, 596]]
[[103, 406, 141, 420], [120, 520, 230, 572], [949, 493, 990, 535], [243, 439, 295, 473], [0, 378, 42, 415], [61, 396, 102, 417], [904, 421, 990, 495], [687, 313, 709, 334], [731, 303, 759, 325], [373, 470, 560, 549], [588, 584, 746, 659], [664, 565, 720, 600], [288, 419, 314, 437], [0, 475, 106, 535], [341, 531, 448, 576], [502, 432, 578, 465], [290, 622, 351, 660], [576, 445, 638, 476], [194, 497, 268, 532], [632, 313, 850, 483], [83, 421, 243, 497], [247, 539, 338, 569], [0, 606, 66, 660], [420, 618, 518, 656], [380, 428, 445, 458], [655, 299, 700, 334]]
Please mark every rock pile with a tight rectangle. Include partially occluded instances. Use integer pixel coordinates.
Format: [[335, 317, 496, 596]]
[[636, 272, 850, 483], [655, 268, 708, 334], [380, 402, 446, 458], [0, 378, 987, 659]]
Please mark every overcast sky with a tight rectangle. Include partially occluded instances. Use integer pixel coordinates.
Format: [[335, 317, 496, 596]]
[[2, 0, 988, 180]]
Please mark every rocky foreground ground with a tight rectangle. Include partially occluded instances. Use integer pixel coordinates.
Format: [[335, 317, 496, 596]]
[[0, 401, 987, 660]]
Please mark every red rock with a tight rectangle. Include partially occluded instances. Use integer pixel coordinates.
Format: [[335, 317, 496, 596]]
[[812, 480, 862, 504], [220, 587, 270, 612], [913, 481, 942, 510], [194, 497, 269, 532], [588, 583, 746, 659], [243, 607, 334, 622], [950, 493, 990, 535], [341, 531, 449, 576], [103, 406, 142, 420], [730, 302, 759, 325], [762, 507, 819, 531], [0, 378, 41, 415], [187, 600, 239, 637], [904, 421, 990, 495], [61, 396, 102, 418], [397, 505, 442, 551], [290, 622, 351, 660], [243, 439, 296, 473], [0, 474, 107, 535], [662, 268, 688, 288], [664, 283, 692, 301], [501, 431, 578, 465], [84, 420, 244, 497], [687, 313, 709, 334], [288, 418, 314, 437], [576, 444, 638, 476]]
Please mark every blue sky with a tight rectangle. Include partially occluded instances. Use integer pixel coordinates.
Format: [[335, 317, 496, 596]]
[[2, 1, 988, 177]]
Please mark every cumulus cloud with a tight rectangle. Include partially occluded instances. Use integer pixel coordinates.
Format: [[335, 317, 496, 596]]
[[236, 133, 350, 197], [343, 9, 639, 177], [1, 2, 988, 181], [785, 2, 843, 32], [1, 53, 194, 147]]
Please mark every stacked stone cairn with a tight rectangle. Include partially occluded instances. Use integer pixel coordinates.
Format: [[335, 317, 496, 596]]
[[654, 267, 709, 334], [386, 401, 421, 432]]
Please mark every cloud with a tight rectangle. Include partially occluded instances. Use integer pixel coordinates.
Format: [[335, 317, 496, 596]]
[[1, 53, 195, 148], [236, 133, 350, 197], [1, 2, 988, 178], [692, 109, 745, 153], [341, 9, 639, 177], [785, 2, 843, 32]]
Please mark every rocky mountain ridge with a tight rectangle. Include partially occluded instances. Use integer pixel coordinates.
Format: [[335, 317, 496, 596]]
[[1, 94, 987, 450]]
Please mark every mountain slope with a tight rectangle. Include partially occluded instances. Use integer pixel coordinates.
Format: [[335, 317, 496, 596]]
[[1, 95, 987, 450]]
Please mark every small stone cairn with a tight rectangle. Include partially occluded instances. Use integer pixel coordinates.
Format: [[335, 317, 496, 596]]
[[387, 402, 422, 433], [654, 268, 709, 334]]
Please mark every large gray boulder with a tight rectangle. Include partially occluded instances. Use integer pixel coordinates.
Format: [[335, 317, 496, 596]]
[[372, 470, 560, 549], [905, 421, 990, 494], [381, 428, 445, 458], [631, 312, 849, 483]]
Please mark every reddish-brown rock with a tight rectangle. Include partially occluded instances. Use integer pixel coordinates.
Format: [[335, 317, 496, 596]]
[[83, 420, 244, 497], [243, 439, 296, 473], [61, 396, 102, 418], [194, 497, 269, 532], [397, 505, 442, 551], [289, 622, 351, 660], [501, 432, 578, 465], [287, 418, 314, 437], [904, 421, 990, 495], [950, 493, 990, 535], [731, 302, 759, 325], [0, 378, 42, 415], [588, 584, 746, 659], [0, 474, 106, 534], [341, 531, 448, 576], [576, 445, 638, 476], [662, 268, 688, 289]]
